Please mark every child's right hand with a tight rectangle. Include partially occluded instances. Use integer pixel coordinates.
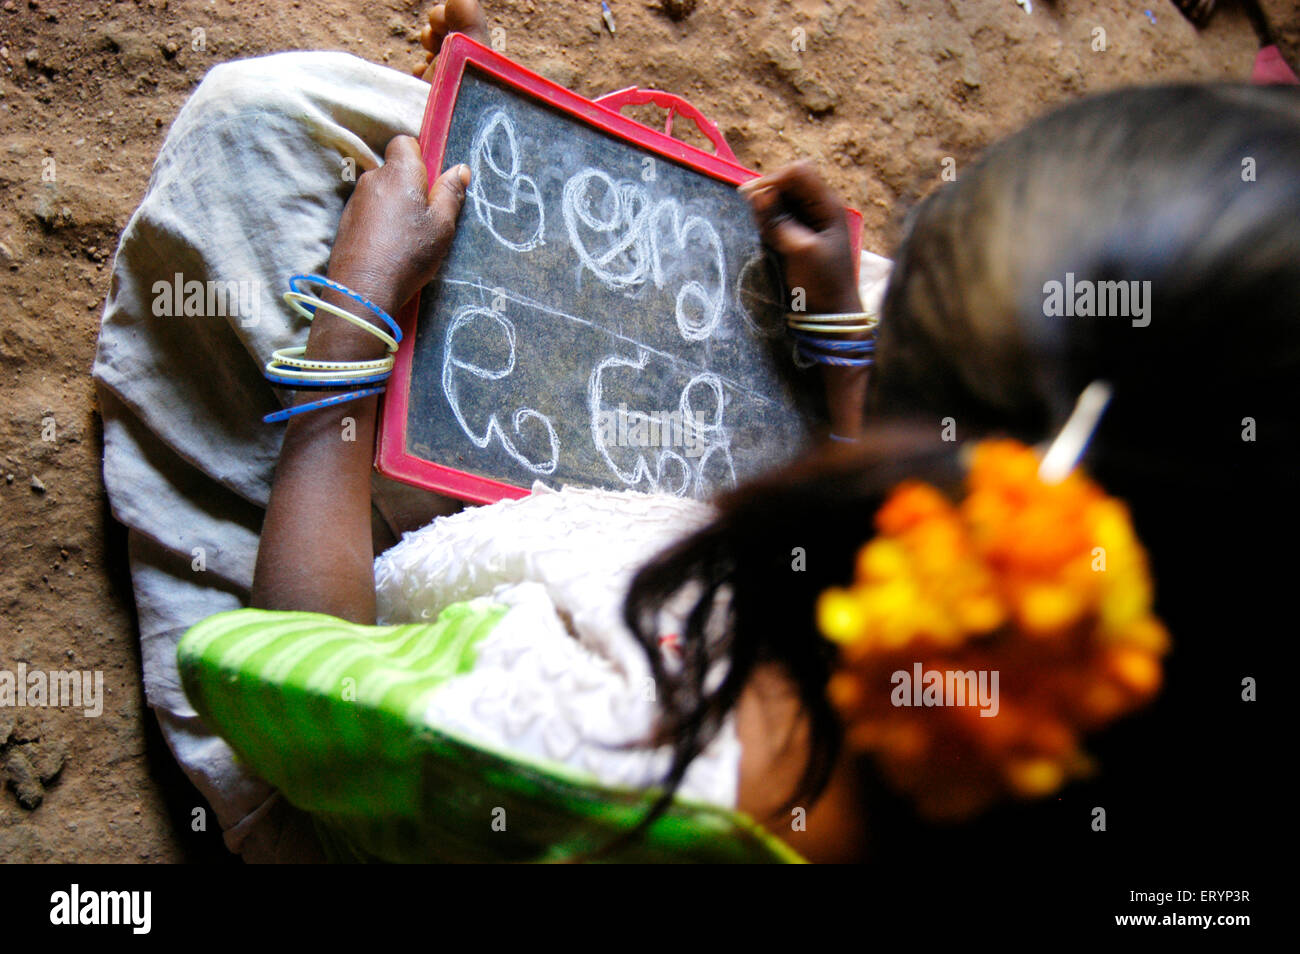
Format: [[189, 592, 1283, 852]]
[[739, 161, 861, 316]]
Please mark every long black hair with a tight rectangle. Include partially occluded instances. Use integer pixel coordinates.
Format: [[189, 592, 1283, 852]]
[[624, 84, 1300, 830]]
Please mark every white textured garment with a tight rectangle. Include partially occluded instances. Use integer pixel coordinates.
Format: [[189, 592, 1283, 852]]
[[374, 483, 741, 807]]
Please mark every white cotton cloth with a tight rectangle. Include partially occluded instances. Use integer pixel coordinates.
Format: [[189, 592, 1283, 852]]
[[93, 51, 448, 861], [374, 483, 739, 807], [858, 249, 893, 316]]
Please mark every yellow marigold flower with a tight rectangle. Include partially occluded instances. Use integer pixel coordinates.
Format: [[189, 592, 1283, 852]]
[[908, 523, 968, 578], [1092, 499, 1137, 550], [1005, 758, 1066, 798], [875, 481, 953, 536], [912, 602, 962, 647], [1062, 552, 1102, 595], [876, 613, 921, 652], [866, 576, 920, 624], [856, 538, 909, 583], [1116, 617, 1170, 654], [955, 593, 1006, 635], [962, 488, 1013, 544], [1099, 574, 1151, 632], [817, 587, 866, 645], [817, 439, 1170, 820], [970, 439, 1038, 493], [1019, 583, 1087, 636], [1106, 647, 1162, 696]]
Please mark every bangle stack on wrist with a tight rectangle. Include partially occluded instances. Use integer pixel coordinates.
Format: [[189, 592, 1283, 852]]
[[261, 274, 400, 423], [786, 311, 878, 368]]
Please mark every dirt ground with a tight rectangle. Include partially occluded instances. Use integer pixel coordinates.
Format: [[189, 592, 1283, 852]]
[[0, 0, 1294, 863]]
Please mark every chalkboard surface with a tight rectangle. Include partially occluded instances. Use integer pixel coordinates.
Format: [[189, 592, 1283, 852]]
[[399, 65, 824, 501]]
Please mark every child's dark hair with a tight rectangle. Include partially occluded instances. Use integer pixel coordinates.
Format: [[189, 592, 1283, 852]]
[[624, 84, 1300, 825]]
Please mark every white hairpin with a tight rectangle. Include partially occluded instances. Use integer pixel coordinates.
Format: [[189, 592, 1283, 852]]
[[1038, 381, 1113, 483]]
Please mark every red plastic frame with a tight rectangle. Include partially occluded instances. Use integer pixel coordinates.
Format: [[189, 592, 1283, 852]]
[[376, 32, 864, 504], [593, 87, 739, 164]]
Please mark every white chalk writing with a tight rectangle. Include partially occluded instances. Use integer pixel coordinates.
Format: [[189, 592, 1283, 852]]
[[442, 304, 559, 474], [467, 110, 545, 252]]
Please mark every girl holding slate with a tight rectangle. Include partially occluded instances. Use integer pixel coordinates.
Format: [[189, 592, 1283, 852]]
[[97, 0, 1295, 863]]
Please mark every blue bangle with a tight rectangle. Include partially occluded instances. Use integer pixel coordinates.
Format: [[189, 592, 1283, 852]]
[[262, 386, 387, 424], [287, 274, 402, 344], [797, 345, 875, 368], [262, 370, 392, 389], [829, 433, 859, 443], [791, 332, 876, 353]]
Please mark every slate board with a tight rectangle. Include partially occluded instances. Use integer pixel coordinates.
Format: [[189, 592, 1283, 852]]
[[400, 65, 823, 501]]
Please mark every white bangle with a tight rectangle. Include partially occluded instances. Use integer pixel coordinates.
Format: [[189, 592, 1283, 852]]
[[787, 321, 876, 334], [267, 347, 395, 373], [787, 311, 878, 326], [263, 355, 395, 382], [283, 291, 400, 352]]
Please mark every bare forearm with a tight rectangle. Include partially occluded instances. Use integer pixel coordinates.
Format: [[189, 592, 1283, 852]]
[[251, 287, 394, 623], [248, 142, 468, 623], [740, 165, 870, 442], [252, 391, 381, 622], [819, 288, 870, 439], [824, 364, 870, 438]]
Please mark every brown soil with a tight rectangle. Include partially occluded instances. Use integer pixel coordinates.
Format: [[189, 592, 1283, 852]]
[[0, 0, 1294, 863]]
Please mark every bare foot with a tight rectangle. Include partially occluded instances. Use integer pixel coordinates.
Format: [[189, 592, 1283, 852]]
[[414, 0, 491, 80]]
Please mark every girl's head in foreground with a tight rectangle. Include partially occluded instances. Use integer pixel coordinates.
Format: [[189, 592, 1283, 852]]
[[627, 84, 1299, 848]]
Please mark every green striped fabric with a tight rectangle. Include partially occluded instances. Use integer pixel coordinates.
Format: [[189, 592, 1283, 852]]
[[178, 606, 802, 863]]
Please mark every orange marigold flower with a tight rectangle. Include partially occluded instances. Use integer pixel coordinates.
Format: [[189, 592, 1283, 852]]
[[818, 439, 1169, 819]]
